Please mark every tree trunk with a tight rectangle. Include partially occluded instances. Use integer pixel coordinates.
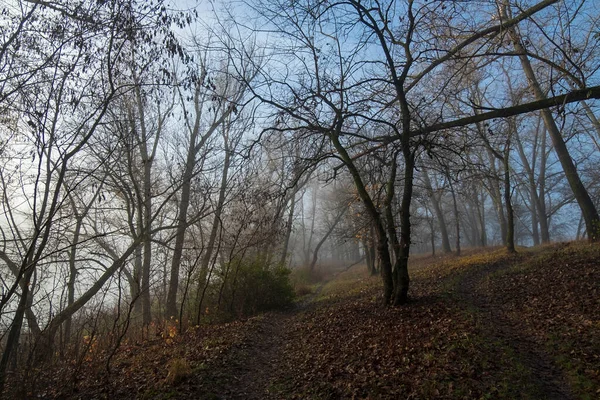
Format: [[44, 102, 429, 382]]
[[200, 132, 232, 284], [304, 184, 318, 266], [423, 169, 452, 253], [393, 151, 414, 306], [504, 143, 516, 253], [503, 4, 600, 241], [330, 133, 394, 304], [279, 191, 296, 266], [64, 219, 80, 345], [0, 265, 34, 392], [487, 151, 508, 244], [165, 146, 195, 319], [141, 156, 153, 325], [446, 169, 461, 256], [581, 100, 600, 151], [309, 206, 346, 271], [537, 126, 551, 243], [478, 190, 487, 247]]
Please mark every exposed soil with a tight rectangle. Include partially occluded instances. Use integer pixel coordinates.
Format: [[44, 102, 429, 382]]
[[200, 313, 290, 399]]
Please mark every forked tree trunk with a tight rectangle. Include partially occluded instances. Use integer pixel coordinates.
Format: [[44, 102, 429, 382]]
[[330, 133, 394, 304], [309, 206, 347, 271]]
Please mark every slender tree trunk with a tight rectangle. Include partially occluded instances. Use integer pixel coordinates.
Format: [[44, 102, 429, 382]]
[[579, 100, 600, 151], [504, 145, 516, 253], [309, 207, 346, 271], [131, 245, 143, 316], [423, 169, 452, 253], [165, 147, 195, 319], [141, 157, 153, 325], [446, 169, 461, 256], [478, 190, 487, 247], [515, 127, 541, 245], [503, 5, 600, 241], [536, 126, 551, 243], [165, 77, 236, 318], [64, 218, 81, 345], [425, 207, 436, 256], [363, 237, 372, 272], [487, 151, 508, 244], [280, 191, 296, 266], [200, 133, 231, 283], [304, 185, 318, 266], [0, 265, 34, 392]]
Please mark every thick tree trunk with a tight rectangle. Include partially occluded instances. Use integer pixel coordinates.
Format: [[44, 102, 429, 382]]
[[330, 134, 394, 304], [393, 151, 414, 306]]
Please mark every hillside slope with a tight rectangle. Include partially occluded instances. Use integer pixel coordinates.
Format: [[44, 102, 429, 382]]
[[17, 242, 600, 399]]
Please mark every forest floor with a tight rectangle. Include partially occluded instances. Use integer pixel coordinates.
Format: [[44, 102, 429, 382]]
[[22, 241, 600, 399]]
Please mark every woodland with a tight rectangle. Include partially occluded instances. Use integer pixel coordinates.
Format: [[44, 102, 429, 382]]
[[0, 0, 599, 398]]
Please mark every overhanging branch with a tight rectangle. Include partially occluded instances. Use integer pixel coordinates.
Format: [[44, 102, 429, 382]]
[[413, 85, 600, 137]]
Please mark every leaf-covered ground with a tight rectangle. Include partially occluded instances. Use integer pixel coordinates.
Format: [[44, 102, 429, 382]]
[[15, 241, 600, 399]]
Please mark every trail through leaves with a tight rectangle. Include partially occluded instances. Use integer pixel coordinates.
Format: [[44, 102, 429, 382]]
[[20, 242, 600, 399]]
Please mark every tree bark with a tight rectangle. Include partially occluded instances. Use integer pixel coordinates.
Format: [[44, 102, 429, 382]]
[[393, 151, 413, 306]]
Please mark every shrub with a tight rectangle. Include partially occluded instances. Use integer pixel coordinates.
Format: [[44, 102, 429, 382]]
[[290, 266, 326, 297], [165, 358, 191, 385], [220, 257, 295, 317]]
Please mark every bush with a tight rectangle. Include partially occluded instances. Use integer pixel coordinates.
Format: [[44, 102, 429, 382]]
[[221, 257, 295, 317], [290, 267, 326, 297]]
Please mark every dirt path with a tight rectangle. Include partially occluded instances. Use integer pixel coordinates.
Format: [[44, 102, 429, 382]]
[[455, 262, 574, 400], [212, 313, 289, 399]]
